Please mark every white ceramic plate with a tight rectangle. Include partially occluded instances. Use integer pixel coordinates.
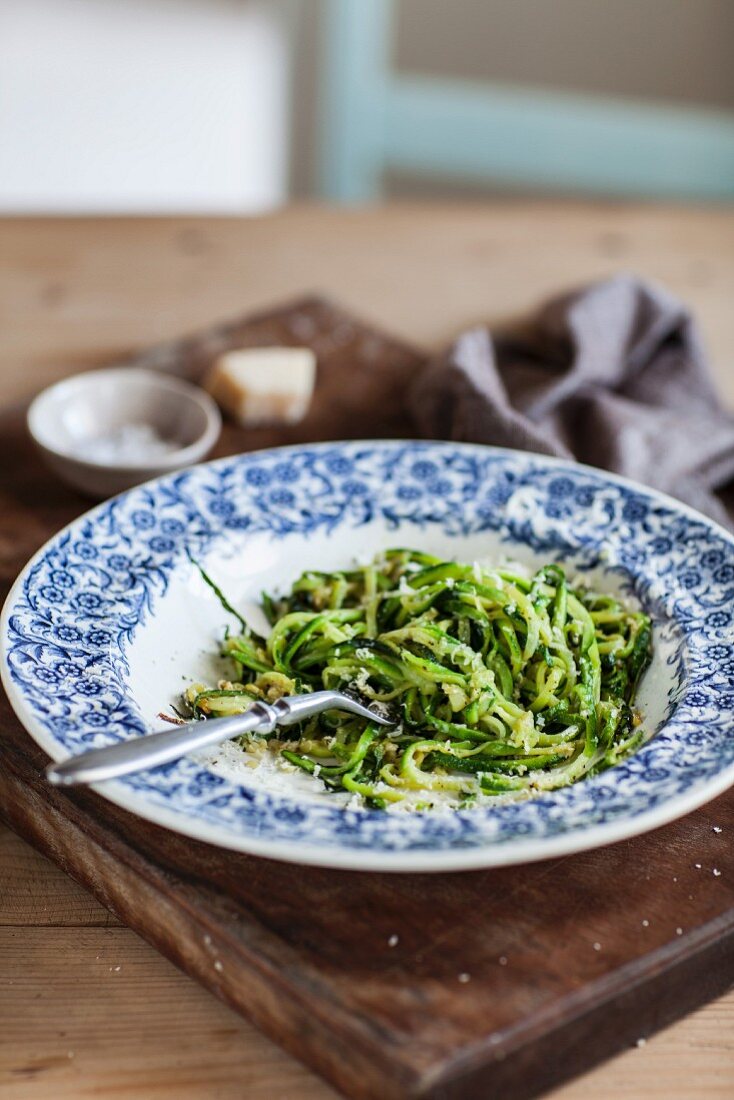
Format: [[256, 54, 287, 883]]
[[3, 441, 734, 871]]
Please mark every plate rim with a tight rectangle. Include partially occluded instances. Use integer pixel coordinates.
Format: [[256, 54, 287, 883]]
[[3, 438, 734, 873]]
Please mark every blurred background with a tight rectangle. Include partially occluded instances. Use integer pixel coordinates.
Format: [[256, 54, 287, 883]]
[[2, 0, 733, 213]]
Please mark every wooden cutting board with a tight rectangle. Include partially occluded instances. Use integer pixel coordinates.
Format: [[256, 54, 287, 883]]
[[0, 297, 732, 1100]]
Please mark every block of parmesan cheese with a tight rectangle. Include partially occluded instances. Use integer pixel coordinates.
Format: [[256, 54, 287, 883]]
[[204, 346, 316, 427]]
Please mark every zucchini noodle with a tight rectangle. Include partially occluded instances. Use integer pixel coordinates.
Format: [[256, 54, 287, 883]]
[[186, 550, 652, 810]]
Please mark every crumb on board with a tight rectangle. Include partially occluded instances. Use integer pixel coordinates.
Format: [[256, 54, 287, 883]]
[[636, 1037, 647, 1048], [642, 919, 649, 927], [713, 868, 722, 877], [676, 928, 683, 936], [695, 863, 702, 869], [388, 934, 399, 948], [458, 972, 471, 984], [214, 960, 224, 972], [593, 942, 602, 951], [498, 956, 508, 966], [712, 826, 723, 834]]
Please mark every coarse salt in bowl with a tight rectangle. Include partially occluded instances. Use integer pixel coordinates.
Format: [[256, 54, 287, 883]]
[[28, 367, 222, 498]]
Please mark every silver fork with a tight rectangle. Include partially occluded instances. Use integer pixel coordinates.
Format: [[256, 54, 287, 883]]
[[45, 691, 393, 787]]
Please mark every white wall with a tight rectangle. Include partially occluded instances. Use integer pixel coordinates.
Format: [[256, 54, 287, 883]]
[[0, 0, 292, 213]]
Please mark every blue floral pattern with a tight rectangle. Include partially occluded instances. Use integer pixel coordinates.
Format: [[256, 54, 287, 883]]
[[3, 441, 734, 867]]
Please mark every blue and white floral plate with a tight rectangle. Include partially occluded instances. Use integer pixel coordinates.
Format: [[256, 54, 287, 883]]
[[3, 441, 734, 872]]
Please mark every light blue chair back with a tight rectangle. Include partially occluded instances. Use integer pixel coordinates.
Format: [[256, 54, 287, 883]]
[[320, 0, 734, 203]]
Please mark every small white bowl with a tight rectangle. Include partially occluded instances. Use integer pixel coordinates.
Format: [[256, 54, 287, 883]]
[[28, 368, 222, 498]]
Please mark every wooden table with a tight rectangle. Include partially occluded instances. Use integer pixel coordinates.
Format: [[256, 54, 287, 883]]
[[1, 205, 733, 1099]]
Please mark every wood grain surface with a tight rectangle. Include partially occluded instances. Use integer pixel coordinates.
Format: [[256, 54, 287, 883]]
[[2, 205, 734, 407], [1, 208, 734, 1100]]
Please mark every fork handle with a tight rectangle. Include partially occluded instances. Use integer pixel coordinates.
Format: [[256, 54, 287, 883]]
[[45, 706, 274, 787]]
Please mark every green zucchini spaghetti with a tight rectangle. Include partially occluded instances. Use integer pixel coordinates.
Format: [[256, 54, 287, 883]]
[[185, 550, 652, 809]]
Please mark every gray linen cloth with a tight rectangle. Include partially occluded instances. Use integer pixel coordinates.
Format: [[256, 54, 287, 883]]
[[410, 275, 734, 529]]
